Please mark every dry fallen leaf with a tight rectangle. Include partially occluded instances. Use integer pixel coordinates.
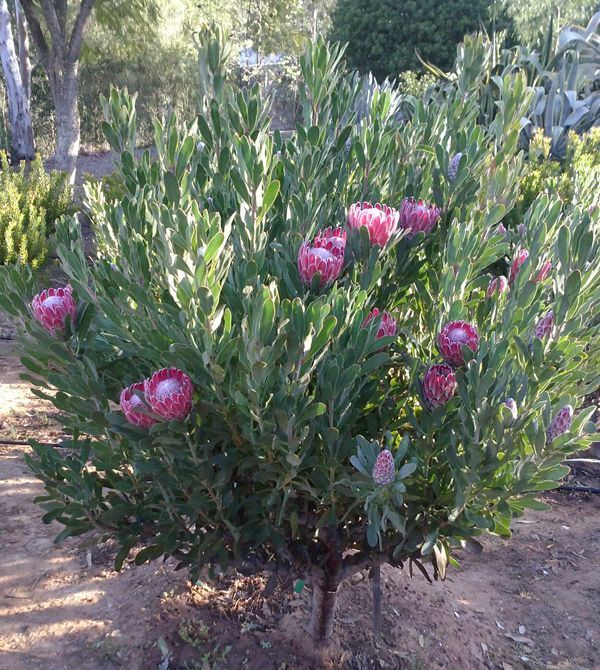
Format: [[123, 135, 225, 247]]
[[505, 632, 534, 645]]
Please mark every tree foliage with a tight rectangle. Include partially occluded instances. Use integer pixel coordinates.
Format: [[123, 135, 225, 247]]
[[500, 0, 600, 48], [329, 0, 494, 79]]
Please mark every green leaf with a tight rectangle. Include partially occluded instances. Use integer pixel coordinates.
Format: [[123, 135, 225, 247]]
[[163, 171, 180, 204]]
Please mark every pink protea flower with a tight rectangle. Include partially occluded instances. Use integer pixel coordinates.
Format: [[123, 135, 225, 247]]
[[145, 367, 194, 421], [372, 449, 395, 485], [399, 198, 441, 239], [546, 405, 574, 443], [509, 249, 529, 284], [31, 285, 77, 336], [363, 308, 398, 340], [312, 226, 347, 258], [120, 381, 157, 429], [534, 310, 554, 340], [437, 320, 479, 367], [421, 364, 457, 411], [486, 275, 509, 298], [534, 259, 552, 283], [347, 201, 399, 247], [297, 236, 344, 288]]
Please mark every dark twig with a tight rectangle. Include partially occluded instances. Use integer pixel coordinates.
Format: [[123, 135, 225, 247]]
[[557, 484, 600, 494], [371, 564, 382, 640]]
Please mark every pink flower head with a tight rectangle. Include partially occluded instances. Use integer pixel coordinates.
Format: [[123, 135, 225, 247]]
[[399, 198, 441, 240], [534, 310, 554, 340], [312, 226, 347, 258], [438, 320, 479, 367], [372, 449, 395, 486], [509, 249, 529, 284], [297, 238, 344, 288], [421, 364, 457, 411], [534, 259, 552, 283], [486, 275, 509, 298], [31, 285, 77, 336], [120, 381, 157, 429], [363, 308, 398, 340], [347, 201, 399, 247], [546, 405, 574, 443], [145, 367, 194, 422]]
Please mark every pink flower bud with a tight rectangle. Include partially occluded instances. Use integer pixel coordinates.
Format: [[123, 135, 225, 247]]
[[298, 228, 346, 287], [348, 201, 399, 247], [31, 285, 77, 336], [437, 320, 479, 367], [486, 275, 509, 298], [534, 260, 552, 283], [145, 367, 194, 421], [503, 398, 518, 422], [421, 364, 457, 411], [546, 405, 574, 443], [399, 198, 441, 239], [509, 249, 529, 284], [120, 381, 157, 428], [372, 449, 395, 485], [363, 308, 398, 340], [534, 310, 554, 340]]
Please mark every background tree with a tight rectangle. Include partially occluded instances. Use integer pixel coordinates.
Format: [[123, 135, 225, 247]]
[[0, 0, 34, 160], [329, 0, 493, 80], [500, 0, 600, 48], [17, 0, 158, 182]]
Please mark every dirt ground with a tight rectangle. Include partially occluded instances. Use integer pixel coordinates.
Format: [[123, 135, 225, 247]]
[[1, 340, 600, 670]]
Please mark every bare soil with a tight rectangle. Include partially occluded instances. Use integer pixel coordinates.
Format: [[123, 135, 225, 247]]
[[2, 344, 600, 669]]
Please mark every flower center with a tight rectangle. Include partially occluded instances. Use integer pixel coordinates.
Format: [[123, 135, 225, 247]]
[[329, 236, 345, 251], [156, 379, 181, 400], [362, 207, 382, 220], [311, 247, 333, 261], [42, 295, 64, 310], [448, 328, 467, 343]]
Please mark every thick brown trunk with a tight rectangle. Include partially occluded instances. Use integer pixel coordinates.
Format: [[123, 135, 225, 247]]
[[308, 569, 340, 640], [0, 0, 34, 161], [50, 67, 79, 183]]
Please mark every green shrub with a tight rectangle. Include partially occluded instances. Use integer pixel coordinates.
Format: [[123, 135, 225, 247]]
[[0, 153, 74, 268], [511, 128, 600, 226], [82, 170, 127, 204], [1, 33, 599, 642], [396, 70, 437, 98], [330, 0, 494, 79]]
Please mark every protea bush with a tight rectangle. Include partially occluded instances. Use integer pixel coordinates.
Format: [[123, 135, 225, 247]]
[[1, 30, 599, 643]]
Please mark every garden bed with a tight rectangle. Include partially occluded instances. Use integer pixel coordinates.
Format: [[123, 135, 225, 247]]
[[1, 341, 599, 670]]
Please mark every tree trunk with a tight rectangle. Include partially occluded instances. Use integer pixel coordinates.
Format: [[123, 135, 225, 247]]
[[0, 0, 34, 161], [51, 67, 79, 183], [17, 0, 96, 185], [308, 569, 340, 641], [14, 1, 31, 103]]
